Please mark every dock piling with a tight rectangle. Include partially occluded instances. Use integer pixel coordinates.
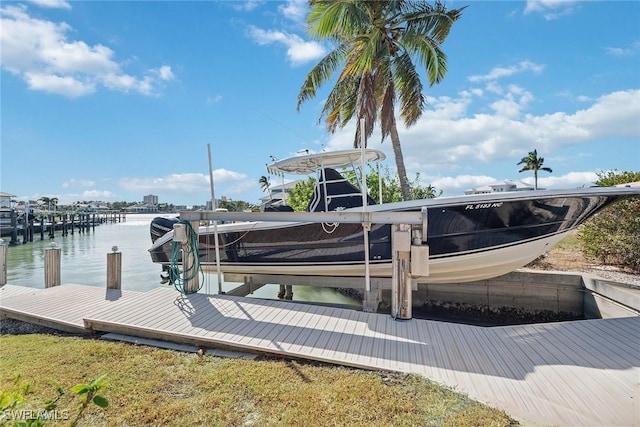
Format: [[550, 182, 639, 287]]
[[391, 224, 412, 320], [183, 221, 200, 293], [44, 243, 61, 288], [107, 246, 122, 289], [0, 240, 7, 285]]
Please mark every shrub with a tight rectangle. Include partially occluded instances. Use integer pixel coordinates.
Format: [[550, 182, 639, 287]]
[[0, 374, 108, 426], [579, 171, 640, 272]]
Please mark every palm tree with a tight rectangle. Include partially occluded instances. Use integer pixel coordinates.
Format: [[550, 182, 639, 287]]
[[259, 176, 272, 198], [38, 196, 51, 211], [297, 0, 465, 200], [517, 149, 553, 190]]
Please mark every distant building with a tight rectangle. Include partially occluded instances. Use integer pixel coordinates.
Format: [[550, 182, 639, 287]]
[[465, 180, 536, 195], [143, 194, 158, 206], [127, 204, 158, 213], [0, 192, 15, 208], [259, 180, 301, 207]]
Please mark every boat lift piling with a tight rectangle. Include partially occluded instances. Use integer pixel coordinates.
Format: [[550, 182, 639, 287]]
[[180, 210, 430, 320]]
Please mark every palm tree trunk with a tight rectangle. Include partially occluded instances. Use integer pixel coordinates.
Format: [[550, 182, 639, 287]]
[[389, 122, 411, 201], [534, 171, 538, 190]]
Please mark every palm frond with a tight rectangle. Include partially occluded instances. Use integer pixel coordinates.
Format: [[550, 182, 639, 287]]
[[308, 0, 370, 40], [392, 51, 424, 125], [297, 44, 349, 111]]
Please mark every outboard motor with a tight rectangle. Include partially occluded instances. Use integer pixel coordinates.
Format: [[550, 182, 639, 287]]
[[150, 216, 179, 243]]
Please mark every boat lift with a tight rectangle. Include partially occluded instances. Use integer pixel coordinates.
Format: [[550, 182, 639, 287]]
[[179, 206, 429, 320], [180, 130, 429, 319]]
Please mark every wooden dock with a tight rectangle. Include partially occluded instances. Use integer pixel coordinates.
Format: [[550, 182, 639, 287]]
[[1, 283, 638, 426]]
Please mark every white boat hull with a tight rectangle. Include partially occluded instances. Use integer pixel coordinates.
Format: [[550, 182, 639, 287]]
[[199, 231, 570, 284]]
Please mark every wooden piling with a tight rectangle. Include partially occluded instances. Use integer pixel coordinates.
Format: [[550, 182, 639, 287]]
[[0, 240, 7, 285], [44, 244, 61, 288], [107, 248, 122, 289], [9, 209, 18, 245], [183, 221, 200, 293], [48, 214, 55, 238]]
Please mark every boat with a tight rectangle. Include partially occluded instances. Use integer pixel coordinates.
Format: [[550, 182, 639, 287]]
[[148, 149, 640, 284]]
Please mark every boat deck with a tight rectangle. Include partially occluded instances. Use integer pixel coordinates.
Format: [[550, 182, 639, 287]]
[[1, 283, 638, 426]]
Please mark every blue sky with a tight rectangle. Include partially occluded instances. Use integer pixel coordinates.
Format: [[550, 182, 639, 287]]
[[1, 0, 639, 207]]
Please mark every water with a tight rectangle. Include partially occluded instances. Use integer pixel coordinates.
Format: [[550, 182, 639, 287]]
[[3, 213, 360, 306]]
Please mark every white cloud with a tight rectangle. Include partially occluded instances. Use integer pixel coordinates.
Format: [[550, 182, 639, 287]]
[[156, 65, 175, 81], [24, 72, 95, 97], [62, 179, 96, 189], [206, 94, 223, 105], [430, 175, 496, 193], [279, 0, 308, 24], [605, 41, 640, 57], [0, 5, 174, 98], [524, 0, 580, 20], [119, 170, 249, 194], [246, 1, 324, 66], [468, 61, 544, 83], [231, 1, 264, 12], [426, 170, 599, 196], [79, 190, 118, 200], [535, 171, 599, 189], [569, 90, 640, 139], [248, 26, 325, 66], [26, 0, 71, 9]]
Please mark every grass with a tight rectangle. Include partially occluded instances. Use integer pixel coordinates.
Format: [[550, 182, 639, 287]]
[[0, 334, 514, 426], [553, 229, 581, 249]]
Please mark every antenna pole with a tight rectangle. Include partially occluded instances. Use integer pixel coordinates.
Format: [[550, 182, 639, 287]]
[[208, 144, 223, 294], [360, 118, 371, 295]]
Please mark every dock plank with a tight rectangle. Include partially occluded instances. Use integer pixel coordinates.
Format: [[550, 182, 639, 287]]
[[1, 284, 141, 333]]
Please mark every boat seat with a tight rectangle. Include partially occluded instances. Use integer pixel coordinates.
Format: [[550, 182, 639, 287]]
[[261, 198, 294, 212], [307, 168, 376, 212]]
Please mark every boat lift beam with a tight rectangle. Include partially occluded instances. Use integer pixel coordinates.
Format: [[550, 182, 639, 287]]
[[179, 210, 425, 225]]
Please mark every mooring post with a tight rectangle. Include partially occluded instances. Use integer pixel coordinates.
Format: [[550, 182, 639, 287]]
[[9, 209, 18, 245], [48, 214, 55, 238], [28, 216, 34, 242], [0, 239, 7, 286], [391, 224, 412, 320], [107, 246, 122, 289], [39, 216, 45, 240], [183, 220, 200, 293], [22, 217, 28, 244], [44, 242, 61, 288]]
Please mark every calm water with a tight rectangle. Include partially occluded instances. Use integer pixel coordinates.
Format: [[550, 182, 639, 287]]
[[3, 213, 360, 305]]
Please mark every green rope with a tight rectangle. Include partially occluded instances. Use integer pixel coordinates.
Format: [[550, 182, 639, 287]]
[[168, 220, 204, 294]]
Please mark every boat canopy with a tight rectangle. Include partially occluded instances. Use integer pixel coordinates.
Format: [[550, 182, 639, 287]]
[[266, 149, 386, 176]]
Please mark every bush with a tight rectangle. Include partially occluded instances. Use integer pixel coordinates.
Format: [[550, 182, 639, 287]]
[[579, 171, 640, 272]]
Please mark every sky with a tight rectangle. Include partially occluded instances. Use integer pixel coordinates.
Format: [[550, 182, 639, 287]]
[[1, 0, 639, 207]]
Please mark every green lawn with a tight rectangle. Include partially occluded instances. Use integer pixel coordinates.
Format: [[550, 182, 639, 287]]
[[1, 334, 514, 426]]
